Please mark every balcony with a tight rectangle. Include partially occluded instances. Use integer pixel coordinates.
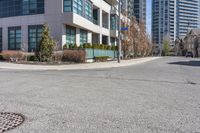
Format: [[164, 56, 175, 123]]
[[93, 6, 100, 25], [102, 11, 109, 29], [111, 6, 118, 15], [104, 0, 119, 5], [110, 30, 118, 37]]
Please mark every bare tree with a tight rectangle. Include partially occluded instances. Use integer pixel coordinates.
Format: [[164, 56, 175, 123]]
[[121, 14, 153, 59]]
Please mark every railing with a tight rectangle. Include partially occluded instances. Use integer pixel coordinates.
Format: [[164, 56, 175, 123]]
[[85, 48, 117, 59], [102, 23, 109, 29], [111, 6, 117, 14], [93, 19, 98, 25]]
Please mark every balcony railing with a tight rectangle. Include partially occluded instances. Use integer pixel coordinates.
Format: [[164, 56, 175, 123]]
[[111, 6, 117, 14], [93, 19, 98, 25], [85, 48, 117, 59], [102, 23, 109, 29]]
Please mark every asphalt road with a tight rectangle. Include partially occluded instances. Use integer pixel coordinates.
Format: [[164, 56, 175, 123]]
[[0, 57, 200, 133]]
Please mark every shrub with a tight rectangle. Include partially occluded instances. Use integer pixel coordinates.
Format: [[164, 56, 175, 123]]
[[92, 44, 100, 49], [83, 43, 92, 49], [27, 55, 38, 61], [35, 24, 55, 62], [53, 51, 63, 62], [63, 45, 68, 50], [162, 39, 170, 56], [1, 51, 25, 61], [105, 45, 111, 50], [64, 43, 117, 51], [63, 50, 86, 63], [99, 44, 104, 50], [79, 45, 84, 49], [0, 54, 4, 61], [111, 45, 118, 50], [94, 56, 110, 62]]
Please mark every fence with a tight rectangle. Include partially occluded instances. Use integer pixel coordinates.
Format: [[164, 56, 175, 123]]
[[85, 48, 117, 59]]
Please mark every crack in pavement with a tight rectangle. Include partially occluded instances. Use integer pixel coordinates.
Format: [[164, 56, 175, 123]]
[[53, 74, 200, 86]]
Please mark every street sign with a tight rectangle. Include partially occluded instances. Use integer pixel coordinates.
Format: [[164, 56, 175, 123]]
[[121, 27, 128, 31]]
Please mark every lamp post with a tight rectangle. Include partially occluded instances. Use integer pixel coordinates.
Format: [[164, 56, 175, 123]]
[[118, 0, 121, 63]]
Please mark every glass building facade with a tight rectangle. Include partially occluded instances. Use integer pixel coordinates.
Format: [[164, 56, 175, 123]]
[[28, 25, 43, 52], [0, 0, 119, 51], [80, 29, 88, 45], [152, 0, 200, 47], [8, 27, 22, 50], [0, 0, 44, 18], [63, 0, 93, 21], [66, 26, 76, 45], [0, 28, 2, 51], [110, 15, 118, 30], [126, 0, 146, 24], [177, 0, 200, 37], [152, 0, 172, 46]]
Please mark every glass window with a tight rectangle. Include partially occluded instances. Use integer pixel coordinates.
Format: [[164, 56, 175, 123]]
[[63, 0, 92, 21], [8, 27, 21, 50], [0, 28, 2, 51], [0, 0, 44, 18], [63, 0, 72, 12], [73, 0, 83, 15], [23, 0, 44, 15], [66, 26, 76, 45], [110, 15, 118, 30], [85, 0, 92, 21], [111, 37, 115, 45], [80, 29, 87, 45], [28, 25, 43, 52]]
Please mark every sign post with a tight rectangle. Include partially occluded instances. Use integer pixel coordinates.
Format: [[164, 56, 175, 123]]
[[118, 0, 121, 63]]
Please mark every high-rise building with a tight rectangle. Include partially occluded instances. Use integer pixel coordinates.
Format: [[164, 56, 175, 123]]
[[152, 0, 200, 48], [133, 0, 146, 24], [121, 0, 146, 24], [127, 0, 146, 24], [176, 0, 200, 37], [0, 0, 123, 52]]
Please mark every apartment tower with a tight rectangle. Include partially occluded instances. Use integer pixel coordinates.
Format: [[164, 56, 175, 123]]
[[0, 0, 121, 52], [152, 0, 200, 48]]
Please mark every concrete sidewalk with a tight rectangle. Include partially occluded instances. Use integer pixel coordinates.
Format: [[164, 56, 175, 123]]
[[0, 57, 161, 70]]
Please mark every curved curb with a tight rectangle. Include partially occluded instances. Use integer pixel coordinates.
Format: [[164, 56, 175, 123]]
[[0, 57, 161, 71]]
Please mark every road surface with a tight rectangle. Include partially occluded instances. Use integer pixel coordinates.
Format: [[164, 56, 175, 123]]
[[0, 57, 200, 133]]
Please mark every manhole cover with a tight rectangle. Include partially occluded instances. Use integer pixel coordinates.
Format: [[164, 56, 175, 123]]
[[0, 112, 24, 133]]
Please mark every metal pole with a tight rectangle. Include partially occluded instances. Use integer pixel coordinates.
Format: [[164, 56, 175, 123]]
[[160, 43, 162, 56], [118, 0, 121, 63]]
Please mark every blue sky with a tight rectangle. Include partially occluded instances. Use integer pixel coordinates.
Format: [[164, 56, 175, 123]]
[[146, 0, 151, 36]]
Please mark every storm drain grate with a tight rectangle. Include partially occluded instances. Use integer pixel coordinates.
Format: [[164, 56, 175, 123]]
[[0, 112, 24, 133]]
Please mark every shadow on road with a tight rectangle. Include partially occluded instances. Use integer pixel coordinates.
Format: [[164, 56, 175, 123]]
[[168, 60, 200, 67]]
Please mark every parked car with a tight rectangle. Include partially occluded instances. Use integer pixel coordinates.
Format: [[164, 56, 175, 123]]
[[185, 52, 194, 58]]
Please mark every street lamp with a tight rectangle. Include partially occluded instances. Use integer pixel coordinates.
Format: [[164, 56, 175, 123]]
[[118, 0, 122, 63]]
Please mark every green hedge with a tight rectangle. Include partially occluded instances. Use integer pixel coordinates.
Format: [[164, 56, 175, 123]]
[[63, 43, 118, 51], [0, 54, 4, 61], [27, 55, 39, 61]]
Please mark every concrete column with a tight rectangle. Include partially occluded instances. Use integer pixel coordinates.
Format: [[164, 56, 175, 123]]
[[88, 31, 92, 44], [99, 8, 103, 44], [108, 36, 111, 45], [108, 13, 111, 45], [100, 34, 102, 44], [99, 9, 102, 27], [21, 25, 28, 51], [2, 27, 8, 50], [108, 13, 110, 30], [76, 28, 80, 46], [61, 24, 66, 48]]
